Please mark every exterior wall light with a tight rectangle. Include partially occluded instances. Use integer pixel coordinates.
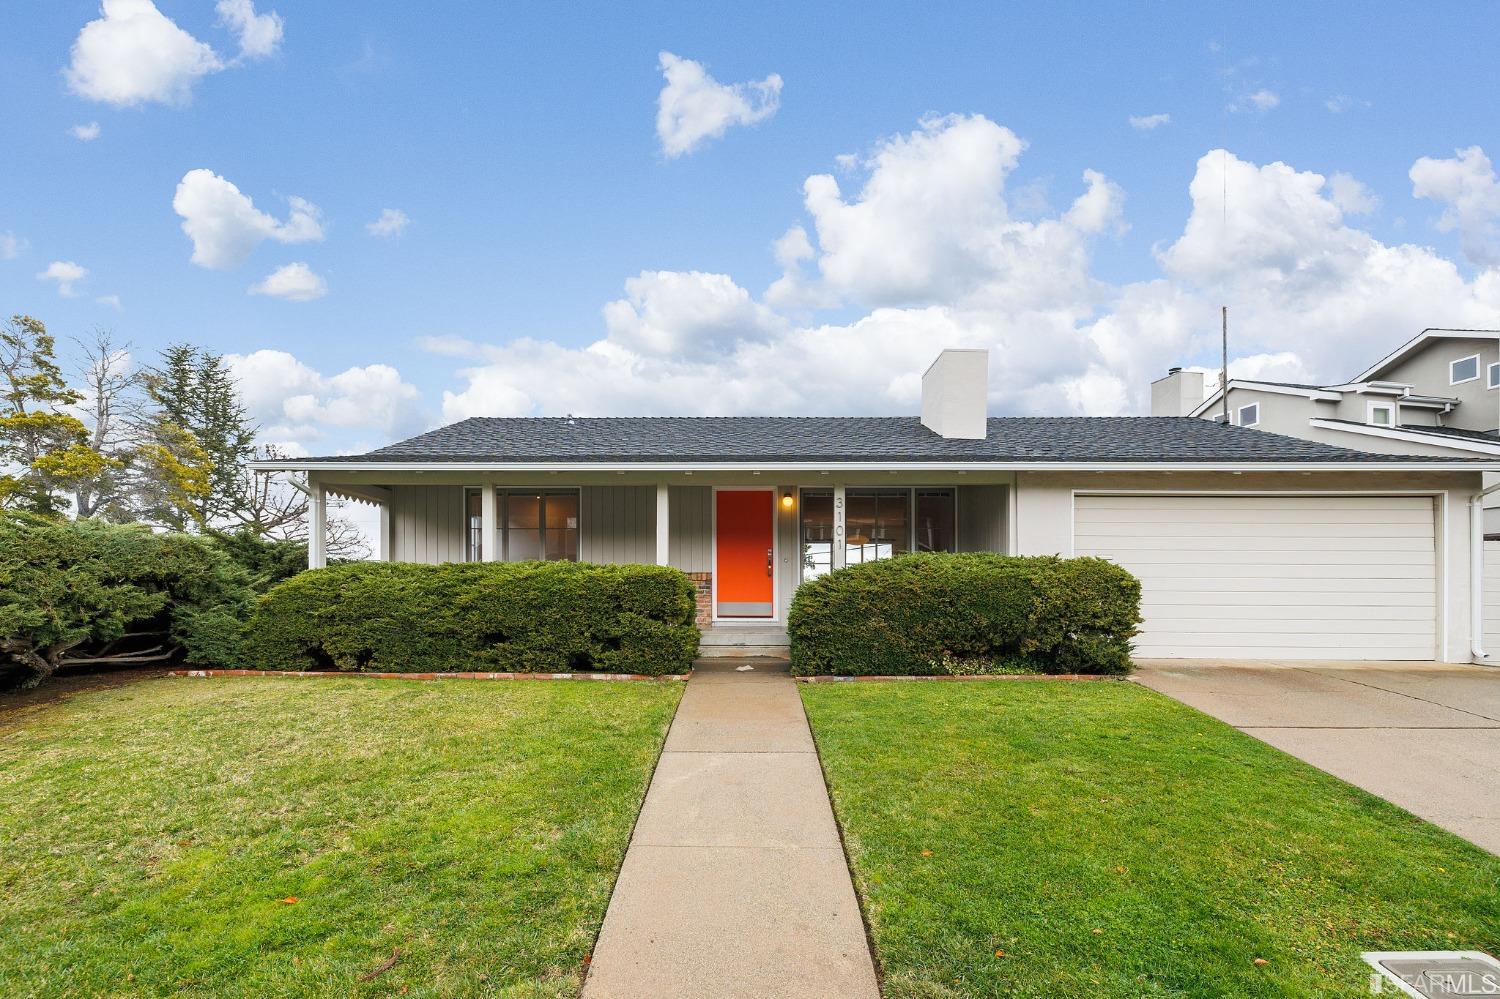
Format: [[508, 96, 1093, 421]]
[[781, 492, 795, 510]]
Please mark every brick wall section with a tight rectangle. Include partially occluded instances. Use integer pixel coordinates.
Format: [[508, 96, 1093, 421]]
[[686, 572, 712, 629]]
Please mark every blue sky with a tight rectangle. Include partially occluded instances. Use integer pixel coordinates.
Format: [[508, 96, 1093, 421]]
[[3, 1, 1499, 456]]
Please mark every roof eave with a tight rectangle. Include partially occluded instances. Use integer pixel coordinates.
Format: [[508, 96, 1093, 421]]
[[251, 458, 1499, 473], [1187, 381, 1343, 417], [1309, 418, 1500, 456]]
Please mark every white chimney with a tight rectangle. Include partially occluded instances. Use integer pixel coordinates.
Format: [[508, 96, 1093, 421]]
[[1150, 367, 1208, 417], [921, 349, 989, 439]]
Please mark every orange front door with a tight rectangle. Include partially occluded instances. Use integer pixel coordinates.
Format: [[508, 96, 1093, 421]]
[[715, 490, 775, 618]]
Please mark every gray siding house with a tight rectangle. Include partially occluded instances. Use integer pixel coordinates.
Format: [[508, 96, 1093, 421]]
[[1153, 328, 1500, 467], [260, 350, 1495, 663]]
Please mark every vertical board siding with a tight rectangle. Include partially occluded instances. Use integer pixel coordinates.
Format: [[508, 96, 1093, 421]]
[[957, 485, 1007, 553], [581, 485, 655, 564], [390, 485, 465, 564], [777, 488, 798, 618], [669, 486, 712, 572]]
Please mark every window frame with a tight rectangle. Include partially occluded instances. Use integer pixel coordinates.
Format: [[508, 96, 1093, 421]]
[[463, 486, 484, 562], [463, 487, 582, 563], [1237, 403, 1260, 428], [1367, 401, 1396, 428], [1488, 362, 1499, 389], [798, 486, 958, 583], [1451, 354, 1481, 385]]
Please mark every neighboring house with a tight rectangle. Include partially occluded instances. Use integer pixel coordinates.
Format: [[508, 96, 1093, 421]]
[[259, 349, 1494, 663], [1153, 327, 1500, 478]]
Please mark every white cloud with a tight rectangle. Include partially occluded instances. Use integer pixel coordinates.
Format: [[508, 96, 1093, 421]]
[[415, 334, 486, 358], [226, 350, 423, 448], [172, 169, 323, 269], [795, 114, 1121, 307], [656, 52, 781, 158], [365, 208, 410, 238], [70, 121, 102, 141], [249, 262, 327, 301], [1328, 172, 1380, 216], [766, 224, 829, 308], [1410, 145, 1500, 266], [1229, 88, 1279, 113], [37, 260, 88, 297], [1325, 94, 1352, 113], [601, 270, 785, 359], [96, 294, 123, 310], [432, 115, 1500, 425], [65, 0, 282, 107], [215, 0, 283, 59], [0, 232, 24, 260], [65, 0, 223, 107], [1129, 113, 1171, 131]]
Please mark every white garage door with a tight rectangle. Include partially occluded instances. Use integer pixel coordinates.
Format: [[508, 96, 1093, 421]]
[[1483, 540, 1500, 654], [1074, 494, 1437, 660]]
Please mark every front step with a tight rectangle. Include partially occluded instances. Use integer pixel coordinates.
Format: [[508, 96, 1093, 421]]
[[698, 625, 791, 660]]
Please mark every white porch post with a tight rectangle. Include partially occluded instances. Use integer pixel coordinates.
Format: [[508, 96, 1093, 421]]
[[480, 485, 499, 562], [832, 484, 847, 570], [377, 499, 391, 561], [655, 483, 671, 566], [308, 476, 327, 570]]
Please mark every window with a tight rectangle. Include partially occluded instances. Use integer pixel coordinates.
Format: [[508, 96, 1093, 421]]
[[846, 489, 909, 565], [1368, 402, 1395, 427], [799, 488, 956, 582], [465, 489, 484, 561], [1451, 354, 1480, 384], [799, 491, 835, 582], [1489, 362, 1499, 389], [464, 489, 580, 562], [1237, 403, 1259, 428], [914, 489, 956, 553]]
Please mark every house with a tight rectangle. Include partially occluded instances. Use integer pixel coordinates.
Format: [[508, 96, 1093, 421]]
[[1152, 327, 1500, 517], [257, 349, 1496, 663]]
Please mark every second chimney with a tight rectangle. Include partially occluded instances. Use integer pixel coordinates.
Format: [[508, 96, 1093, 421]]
[[921, 349, 989, 439], [1150, 367, 1209, 417]]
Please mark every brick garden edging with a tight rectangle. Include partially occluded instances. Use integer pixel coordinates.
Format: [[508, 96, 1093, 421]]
[[794, 673, 1124, 683], [170, 669, 690, 683]]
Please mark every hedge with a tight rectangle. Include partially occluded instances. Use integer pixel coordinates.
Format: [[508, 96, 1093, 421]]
[[244, 561, 700, 676], [0, 513, 254, 690], [787, 552, 1141, 676]]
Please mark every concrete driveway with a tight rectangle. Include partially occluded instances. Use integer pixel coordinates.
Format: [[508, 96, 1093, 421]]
[[1134, 660, 1500, 854]]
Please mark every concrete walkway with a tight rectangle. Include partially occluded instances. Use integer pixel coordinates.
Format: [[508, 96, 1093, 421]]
[[1136, 660, 1500, 854], [583, 660, 879, 999]]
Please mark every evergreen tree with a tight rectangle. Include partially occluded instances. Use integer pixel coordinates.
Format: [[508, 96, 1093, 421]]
[[140, 345, 254, 528], [0, 315, 109, 516]]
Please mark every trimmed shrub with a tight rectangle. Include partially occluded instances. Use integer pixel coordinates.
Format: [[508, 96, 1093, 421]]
[[245, 561, 699, 676], [0, 513, 255, 690], [787, 552, 1140, 677], [208, 529, 308, 592]]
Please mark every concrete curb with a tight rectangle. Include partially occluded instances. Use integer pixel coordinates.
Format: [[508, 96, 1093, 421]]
[[169, 669, 690, 683], [794, 673, 1125, 683]]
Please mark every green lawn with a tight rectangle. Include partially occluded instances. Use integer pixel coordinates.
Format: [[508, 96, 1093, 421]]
[[801, 680, 1500, 999], [0, 676, 682, 999]]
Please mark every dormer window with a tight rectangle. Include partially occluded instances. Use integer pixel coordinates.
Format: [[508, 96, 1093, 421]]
[[1489, 362, 1499, 389], [1368, 402, 1395, 428], [1237, 403, 1259, 428], [1451, 354, 1480, 384]]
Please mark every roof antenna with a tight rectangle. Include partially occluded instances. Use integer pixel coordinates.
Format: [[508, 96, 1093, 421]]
[[1220, 305, 1229, 424], [1218, 146, 1230, 425]]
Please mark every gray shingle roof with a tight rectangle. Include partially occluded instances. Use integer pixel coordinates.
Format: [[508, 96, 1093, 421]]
[[304, 416, 1476, 464], [1398, 423, 1500, 443]]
